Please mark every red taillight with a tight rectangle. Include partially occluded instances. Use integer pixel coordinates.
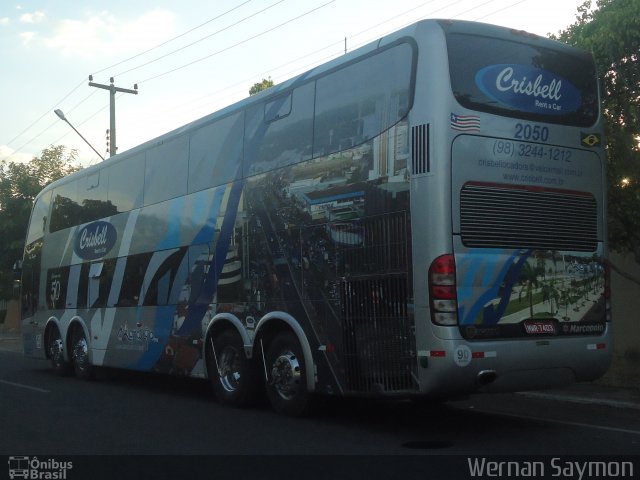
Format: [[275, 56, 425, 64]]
[[431, 285, 457, 300], [429, 254, 458, 326], [430, 254, 455, 278]]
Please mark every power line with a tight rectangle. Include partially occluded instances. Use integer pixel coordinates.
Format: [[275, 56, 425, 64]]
[[135, 1, 463, 123], [0, 78, 86, 162], [65, 0, 334, 152], [114, 0, 286, 78], [0, 91, 100, 164], [160, 39, 344, 114], [93, 0, 255, 76], [347, 0, 441, 45], [178, 0, 531, 118], [452, 0, 503, 19], [5, 0, 535, 165], [474, 0, 529, 22], [1, 1, 262, 162], [138, 0, 336, 84], [51, 97, 132, 166]]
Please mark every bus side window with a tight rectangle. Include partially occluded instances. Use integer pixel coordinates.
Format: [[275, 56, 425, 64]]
[[21, 239, 43, 317], [82, 170, 116, 224], [76, 263, 90, 308], [87, 262, 103, 308], [118, 253, 153, 307], [244, 82, 314, 177], [87, 260, 115, 308], [50, 181, 80, 232], [26, 191, 52, 244], [107, 153, 145, 213], [144, 136, 188, 206], [142, 248, 188, 306], [188, 112, 243, 193], [313, 42, 414, 157], [185, 244, 212, 304]]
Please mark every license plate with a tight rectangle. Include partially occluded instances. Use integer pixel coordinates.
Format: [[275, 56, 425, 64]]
[[523, 320, 557, 335]]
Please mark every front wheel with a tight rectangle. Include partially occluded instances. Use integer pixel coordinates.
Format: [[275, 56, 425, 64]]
[[70, 326, 93, 380], [265, 331, 310, 416], [207, 329, 258, 407]]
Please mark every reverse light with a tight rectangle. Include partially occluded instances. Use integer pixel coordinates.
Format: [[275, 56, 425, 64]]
[[429, 254, 459, 326]]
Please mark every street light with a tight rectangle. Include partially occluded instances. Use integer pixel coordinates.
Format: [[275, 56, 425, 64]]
[[54, 109, 105, 161]]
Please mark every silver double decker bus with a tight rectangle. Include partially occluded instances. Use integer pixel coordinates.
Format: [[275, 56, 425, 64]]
[[21, 19, 611, 415]]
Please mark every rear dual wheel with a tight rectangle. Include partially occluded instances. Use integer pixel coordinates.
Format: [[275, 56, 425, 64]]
[[265, 331, 310, 417], [70, 326, 93, 380], [46, 324, 93, 380], [207, 329, 311, 415]]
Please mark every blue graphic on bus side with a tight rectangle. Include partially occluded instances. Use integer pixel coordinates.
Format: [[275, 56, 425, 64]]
[[475, 64, 581, 115], [73, 221, 117, 260]]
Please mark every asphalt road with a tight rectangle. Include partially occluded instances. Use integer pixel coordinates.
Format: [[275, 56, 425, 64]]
[[1, 348, 640, 458]]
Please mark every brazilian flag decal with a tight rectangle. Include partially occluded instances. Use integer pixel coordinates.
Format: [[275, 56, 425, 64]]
[[581, 132, 601, 147]]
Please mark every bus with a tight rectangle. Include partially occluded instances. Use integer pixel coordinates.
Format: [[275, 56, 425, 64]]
[[21, 19, 611, 415]]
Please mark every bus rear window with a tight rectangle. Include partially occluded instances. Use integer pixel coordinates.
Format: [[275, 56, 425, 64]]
[[446, 33, 598, 127]]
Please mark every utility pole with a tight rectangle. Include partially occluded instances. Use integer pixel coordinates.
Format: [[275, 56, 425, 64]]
[[88, 76, 138, 157]]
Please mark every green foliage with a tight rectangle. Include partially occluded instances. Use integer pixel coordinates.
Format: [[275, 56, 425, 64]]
[[0, 145, 80, 298], [249, 77, 275, 96], [554, 0, 640, 260]]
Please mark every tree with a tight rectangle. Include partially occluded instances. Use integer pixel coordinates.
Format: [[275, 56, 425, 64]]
[[554, 0, 640, 262], [0, 145, 80, 298], [249, 77, 274, 96], [541, 280, 560, 315], [518, 262, 541, 318]]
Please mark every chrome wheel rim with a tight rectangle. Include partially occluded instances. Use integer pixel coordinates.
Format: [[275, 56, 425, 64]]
[[72, 335, 90, 373], [49, 335, 64, 367], [218, 346, 242, 393], [271, 351, 301, 400]]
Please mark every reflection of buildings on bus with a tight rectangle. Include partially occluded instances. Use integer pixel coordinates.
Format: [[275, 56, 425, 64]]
[[301, 185, 365, 221], [217, 245, 242, 293], [368, 121, 409, 182], [329, 222, 364, 246], [280, 122, 410, 223]]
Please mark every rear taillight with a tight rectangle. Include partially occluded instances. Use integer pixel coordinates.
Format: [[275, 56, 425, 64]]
[[429, 254, 458, 326]]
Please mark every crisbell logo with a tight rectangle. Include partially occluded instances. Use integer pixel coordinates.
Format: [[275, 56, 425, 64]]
[[8, 456, 73, 479], [73, 220, 117, 260], [475, 64, 582, 116]]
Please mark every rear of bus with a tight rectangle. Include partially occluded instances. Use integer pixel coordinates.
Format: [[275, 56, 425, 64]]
[[413, 20, 612, 395]]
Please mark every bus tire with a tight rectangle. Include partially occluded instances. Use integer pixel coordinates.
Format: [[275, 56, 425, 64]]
[[70, 326, 93, 380], [47, 325, 70, 375], [208, 329, 256, 407], [265, 331, 310, 416]]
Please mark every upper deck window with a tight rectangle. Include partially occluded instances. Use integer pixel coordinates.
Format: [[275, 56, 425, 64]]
[[446, 33, 598, 127]]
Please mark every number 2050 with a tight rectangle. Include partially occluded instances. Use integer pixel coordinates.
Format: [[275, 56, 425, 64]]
[[515, 123, 549, 142]]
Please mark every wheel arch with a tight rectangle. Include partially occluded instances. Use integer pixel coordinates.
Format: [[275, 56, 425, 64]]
[[43, 316, 63, 361], [203, 313, 252, 380], [65, 316, 91, 361], [254, 311, 315, 393]]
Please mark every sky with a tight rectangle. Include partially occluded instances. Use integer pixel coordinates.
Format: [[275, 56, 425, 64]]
[[0, 0, 589, 167]]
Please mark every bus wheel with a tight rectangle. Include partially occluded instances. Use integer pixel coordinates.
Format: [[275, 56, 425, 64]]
[[265, 331, 310, 416], [47, 326, 69, 375], [70, 326, 93, 380], [208, 329, 255, 407]]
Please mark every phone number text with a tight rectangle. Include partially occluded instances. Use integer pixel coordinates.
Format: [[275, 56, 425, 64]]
[[493, 140, 572, 163]]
